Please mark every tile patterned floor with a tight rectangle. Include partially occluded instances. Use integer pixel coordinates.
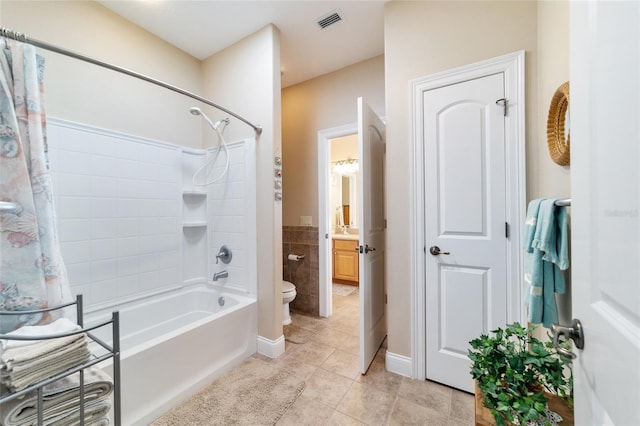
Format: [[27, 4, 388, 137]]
[[252, 287, 475, 426]]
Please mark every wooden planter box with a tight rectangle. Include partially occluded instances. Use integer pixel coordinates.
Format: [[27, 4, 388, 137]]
[[474, 383, 574, 426]]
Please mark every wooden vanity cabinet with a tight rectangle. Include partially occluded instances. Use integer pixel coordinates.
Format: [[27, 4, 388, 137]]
[[332, 239, 359, 285]]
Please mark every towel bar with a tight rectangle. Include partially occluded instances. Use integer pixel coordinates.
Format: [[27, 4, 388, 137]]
[[0, 201, 20, 214]]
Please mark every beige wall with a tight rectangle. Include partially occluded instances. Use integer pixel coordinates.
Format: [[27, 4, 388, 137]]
[[1, 1, 203, 147], [536, 1, 570, 200], [384, 1, 540, 358], [537, 1, 571, 328], [281, 55, 385, 227], [331, 135, 358, 163], [202, 25, 283, 341]]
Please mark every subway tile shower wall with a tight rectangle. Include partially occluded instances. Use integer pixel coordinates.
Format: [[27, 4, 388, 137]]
[[47, 120, 181, 308], [207, 141, 255, 296], [46, 118, 254, 310]]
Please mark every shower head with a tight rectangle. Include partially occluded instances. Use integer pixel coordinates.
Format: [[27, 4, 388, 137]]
[[189, 106, 217, 131], [189, 106, 232, 186], [189, 106, 229, 132]]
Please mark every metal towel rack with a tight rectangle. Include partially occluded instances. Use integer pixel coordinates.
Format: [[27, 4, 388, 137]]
[[0, 295, 121, 425], [555, 198, 571, 207], [0, 201, 20, 214]]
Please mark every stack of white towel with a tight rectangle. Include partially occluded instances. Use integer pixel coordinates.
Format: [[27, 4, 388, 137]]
[[0, 319, 91, 393], [0, 366, 113, 426], [0, 318, 113, 425]]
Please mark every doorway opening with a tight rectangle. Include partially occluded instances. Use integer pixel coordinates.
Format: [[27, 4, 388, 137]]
[[329, 133, 361, 318], [318, 98, 386, 374], [318, 124, 360, 318]]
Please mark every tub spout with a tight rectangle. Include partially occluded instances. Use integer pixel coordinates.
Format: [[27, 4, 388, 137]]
[[213, 270, 229, 281]]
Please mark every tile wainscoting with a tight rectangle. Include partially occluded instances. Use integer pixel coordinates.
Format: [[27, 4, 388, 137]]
[[282, 226, 319, 316]]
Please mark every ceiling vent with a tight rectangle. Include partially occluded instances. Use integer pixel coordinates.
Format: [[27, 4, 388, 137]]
[[316, 9, 343, 29]]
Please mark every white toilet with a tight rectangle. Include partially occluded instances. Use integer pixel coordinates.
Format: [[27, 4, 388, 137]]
[[282, 280, 297, 325]]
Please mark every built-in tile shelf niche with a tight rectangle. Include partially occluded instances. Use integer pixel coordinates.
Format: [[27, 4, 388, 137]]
[[182, 192, 207, 227], [181, 150, 208, 284]]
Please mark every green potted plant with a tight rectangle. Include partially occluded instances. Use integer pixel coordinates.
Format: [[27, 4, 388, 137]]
[[468, 322, 573, 426]]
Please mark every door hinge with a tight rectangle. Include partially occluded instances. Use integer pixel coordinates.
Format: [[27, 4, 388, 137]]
[[496, 98, 508, 117], [384, 294, 387, 304], [505, 222, 510, 239], [383, 143, 386, 154], [384, 219, 387, 229]]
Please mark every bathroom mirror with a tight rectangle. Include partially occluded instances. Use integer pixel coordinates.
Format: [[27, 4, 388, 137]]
[[341, 176, 351, 226], [341, 174, 358, 229], [546, 81, 571, 166], [330, 135, 359, 232], [331, 170, 359, 230]]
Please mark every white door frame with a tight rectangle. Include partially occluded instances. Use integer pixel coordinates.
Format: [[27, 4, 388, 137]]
[[409, 50, 527, 379], [318, 123, 358, 317]]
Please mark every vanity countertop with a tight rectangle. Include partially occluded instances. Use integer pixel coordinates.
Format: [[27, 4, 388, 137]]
[[332, 234, 359, 241]]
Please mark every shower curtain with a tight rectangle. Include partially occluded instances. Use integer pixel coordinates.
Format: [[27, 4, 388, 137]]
[[0, 38, 71, 332]]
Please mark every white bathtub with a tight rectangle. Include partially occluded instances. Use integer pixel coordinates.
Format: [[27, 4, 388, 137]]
[[89, 284, 257, 425]]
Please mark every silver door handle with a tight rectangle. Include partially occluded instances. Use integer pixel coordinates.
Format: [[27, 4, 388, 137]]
[[429, 246, 450, 256], [551, 319, 584, 359], [356, 245, 376, 254]]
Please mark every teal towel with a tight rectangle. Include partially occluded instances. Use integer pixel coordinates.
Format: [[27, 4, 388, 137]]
[[524, 199, 570, 327], [523, 199, 543, 255], [533, 199, 569, 271]]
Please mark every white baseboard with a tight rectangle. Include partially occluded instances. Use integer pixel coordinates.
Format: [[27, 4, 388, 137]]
[[257, 334, 285, 359], [385, 351, 413, 378]]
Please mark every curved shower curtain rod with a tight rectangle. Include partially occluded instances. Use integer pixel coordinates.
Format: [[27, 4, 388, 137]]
[[0, 27, 263, 136]]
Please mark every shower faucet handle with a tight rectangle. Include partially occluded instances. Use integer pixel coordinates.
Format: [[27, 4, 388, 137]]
[[216, 245, 233, 264]]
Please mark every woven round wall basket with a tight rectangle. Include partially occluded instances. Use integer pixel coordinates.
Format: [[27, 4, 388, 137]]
[[546, 81, 571, 166]]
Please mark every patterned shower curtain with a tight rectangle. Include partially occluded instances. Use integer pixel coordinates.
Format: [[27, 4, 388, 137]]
[[0, 38, 71, 332]]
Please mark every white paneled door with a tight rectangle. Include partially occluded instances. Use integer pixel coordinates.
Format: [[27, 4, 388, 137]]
[[570, 2, 640, 424], [424, 73, 508, 392], [358, 97, 387, 374]]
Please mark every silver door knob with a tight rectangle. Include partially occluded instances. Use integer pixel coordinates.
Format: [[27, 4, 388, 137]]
[[551, 319, 585, 359], [429, 246, 450, 256], [364, 245, 376, 254]]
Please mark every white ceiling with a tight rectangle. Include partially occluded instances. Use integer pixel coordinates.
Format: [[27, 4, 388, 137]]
[[98, 1, 387, 88]]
